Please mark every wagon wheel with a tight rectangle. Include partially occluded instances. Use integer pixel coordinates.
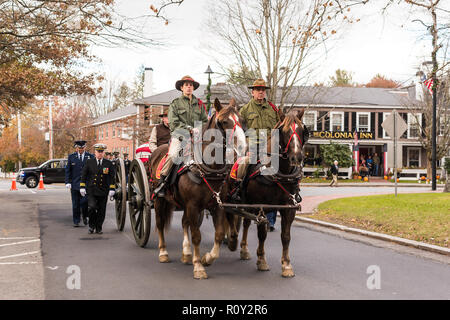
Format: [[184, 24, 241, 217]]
[[114, 158, 127, 231], [128, 159, 151, 247]]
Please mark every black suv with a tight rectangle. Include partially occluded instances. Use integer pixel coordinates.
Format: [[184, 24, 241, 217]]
[[16, 159, 68, 188]]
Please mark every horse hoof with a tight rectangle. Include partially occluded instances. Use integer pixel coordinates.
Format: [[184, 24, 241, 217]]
[[228, 238, 238, 252], [282, 269, 295, 278], [181, 254, 192, 265], [159, 254, 170, 263], [240, 250, 251, 260], [201, 253, 213, 266], [194, 270, 208, 279], [257, 260, 270, 271]]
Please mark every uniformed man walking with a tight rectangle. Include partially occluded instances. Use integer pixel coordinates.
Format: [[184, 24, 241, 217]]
[[234, 79, 281, 231], [149, 112, 171, 152], [154, 75, 208, 197], [123, 153, 131, 177], [65, 140, 94, 227], [112, 151, 120, 166], [80, 144, 116, 234]]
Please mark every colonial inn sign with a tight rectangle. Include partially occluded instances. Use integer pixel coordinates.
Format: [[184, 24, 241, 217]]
[[310, 131, 375, 140]]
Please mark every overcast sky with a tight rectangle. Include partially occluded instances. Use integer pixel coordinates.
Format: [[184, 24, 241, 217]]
[[90, 0, 445, 95]]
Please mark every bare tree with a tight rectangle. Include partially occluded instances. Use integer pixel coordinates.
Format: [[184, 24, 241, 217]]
[[405, 70, 450, 177], [207, 0, 367, 109]]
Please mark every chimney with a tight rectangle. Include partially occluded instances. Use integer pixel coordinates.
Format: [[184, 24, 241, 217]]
[[415, 71, 424, 102], [144, 67, 154, 97]]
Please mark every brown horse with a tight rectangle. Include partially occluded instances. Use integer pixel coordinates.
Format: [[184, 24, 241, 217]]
[[226, 109, 308, 278], [149, 98, 246, 279]]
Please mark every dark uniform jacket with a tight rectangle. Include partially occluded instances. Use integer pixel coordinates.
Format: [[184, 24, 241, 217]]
[[330, 164, 339, 175], [80, 158, 116, 197], [124, 159, 131, 176], [65, 152, 94, 190]]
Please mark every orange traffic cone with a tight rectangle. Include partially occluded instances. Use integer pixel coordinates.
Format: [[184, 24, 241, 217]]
[[38, 172, 45, 190], [10, 178, 18, 191]]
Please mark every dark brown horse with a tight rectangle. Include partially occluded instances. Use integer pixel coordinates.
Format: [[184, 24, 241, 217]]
[[150, 98, 246, 279], [226, 109, 308, 277]]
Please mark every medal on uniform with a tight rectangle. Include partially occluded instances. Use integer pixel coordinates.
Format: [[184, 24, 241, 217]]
[[103, 168, 109, 174]]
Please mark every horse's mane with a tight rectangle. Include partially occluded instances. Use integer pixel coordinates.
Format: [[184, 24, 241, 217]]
[[279, 114, 303, 133]]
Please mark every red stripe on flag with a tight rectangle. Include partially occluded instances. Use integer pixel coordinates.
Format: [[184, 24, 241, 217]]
[[423, 78, 433, 96]]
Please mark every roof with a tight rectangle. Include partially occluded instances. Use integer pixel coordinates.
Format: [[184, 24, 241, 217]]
[[134, 85, 208, 105], [95, 84, 419, 124], [134, 84, 418, 107], [92, 104, 137, 125]]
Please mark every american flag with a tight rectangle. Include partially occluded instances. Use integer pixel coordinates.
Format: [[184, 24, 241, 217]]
[[423, 78, 433, 96]]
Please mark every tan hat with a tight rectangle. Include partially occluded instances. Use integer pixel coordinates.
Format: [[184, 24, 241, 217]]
[[248, 78, 270, 90], [175, 75, 200, 91]]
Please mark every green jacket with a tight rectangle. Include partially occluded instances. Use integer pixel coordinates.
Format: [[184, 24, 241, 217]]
[[168, 94, 208, 134], [239, 98, 280, 144]]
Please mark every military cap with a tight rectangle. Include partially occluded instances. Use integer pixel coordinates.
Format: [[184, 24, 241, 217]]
[[93, 143, 107, 151], [158, 112, 168, 117], [113, 151, 120, 156], [248, 78, 270, 90], [123, 153, 128, 157], [74, 140, 87, 148], [175, 75, 199, 91]]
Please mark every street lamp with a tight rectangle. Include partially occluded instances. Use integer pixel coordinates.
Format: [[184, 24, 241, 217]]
[[422, 60, 437, 191], [205, 65, 214, 113]]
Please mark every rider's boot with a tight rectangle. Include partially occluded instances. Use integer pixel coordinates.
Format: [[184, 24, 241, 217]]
[[230, 183, 242, 202], [154, 175, 168, 197]]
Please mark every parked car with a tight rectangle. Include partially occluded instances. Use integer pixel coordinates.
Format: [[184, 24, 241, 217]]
[[16, 159, 68, 188]]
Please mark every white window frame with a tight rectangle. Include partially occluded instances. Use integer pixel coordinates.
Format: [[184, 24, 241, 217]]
[[382, 112, 391, 139], [407, 147, 421, 167], [356, 112, 371, 133], [407, 113, 422, 139], [330, 111, 344, 132], [303, 111, 317, 131]]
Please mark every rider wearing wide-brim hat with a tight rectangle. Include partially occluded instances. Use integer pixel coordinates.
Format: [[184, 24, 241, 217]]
[[233, 79, 281, 229], [154, 75, 208, 197]]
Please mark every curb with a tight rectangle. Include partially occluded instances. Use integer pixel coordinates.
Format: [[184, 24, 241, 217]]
[[294, 215, 450, 256], [300, 183, 444, 188]]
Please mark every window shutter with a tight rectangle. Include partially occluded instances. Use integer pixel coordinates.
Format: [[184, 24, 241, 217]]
[[318, 111, 326, 131], [351, 112, 356, 132], [370, 112, 376, 134], [344, 112, 349, 131], [378, 113, 383, 138]]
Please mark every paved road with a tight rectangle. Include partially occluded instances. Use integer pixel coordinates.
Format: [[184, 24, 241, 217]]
[[0, 186, 449, 300]]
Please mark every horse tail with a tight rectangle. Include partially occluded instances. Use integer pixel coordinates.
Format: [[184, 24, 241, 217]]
[[155, 199, 174, 232]]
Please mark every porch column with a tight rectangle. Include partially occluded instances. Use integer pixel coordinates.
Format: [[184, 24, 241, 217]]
[[353, 144, 359, 173], [383, 143, 388, 176]]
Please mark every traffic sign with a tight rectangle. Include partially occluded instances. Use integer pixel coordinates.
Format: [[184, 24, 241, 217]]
[[381, 112, 407, 138]]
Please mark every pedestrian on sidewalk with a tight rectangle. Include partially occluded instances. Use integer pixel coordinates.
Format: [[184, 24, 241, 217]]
[[80, 143, 116, 234], [329, 160, 339, 187], [65, 140, 94, 227], [373, 153, 380, 176]]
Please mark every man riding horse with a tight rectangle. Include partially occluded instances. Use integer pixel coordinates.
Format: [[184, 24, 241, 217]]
[[230, 79, 280, 229], [154, 75, 208, 197]]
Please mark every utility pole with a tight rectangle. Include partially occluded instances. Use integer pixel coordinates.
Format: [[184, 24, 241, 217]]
[[430, 7, 438, 191], [18, 112, 22, 170], [49, 97, 54, 159]]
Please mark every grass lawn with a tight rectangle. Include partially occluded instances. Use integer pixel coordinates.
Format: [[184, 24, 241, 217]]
[[305, 193, 450, 248]]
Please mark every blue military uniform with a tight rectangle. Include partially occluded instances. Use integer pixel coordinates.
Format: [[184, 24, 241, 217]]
[[65, 141, 94, 226]]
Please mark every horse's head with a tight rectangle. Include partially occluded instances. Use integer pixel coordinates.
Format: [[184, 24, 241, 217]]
[[212, 98, 247, 158], [275, 109, 309, 167]]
